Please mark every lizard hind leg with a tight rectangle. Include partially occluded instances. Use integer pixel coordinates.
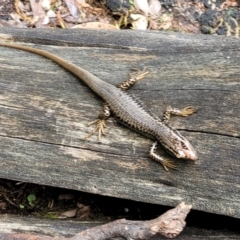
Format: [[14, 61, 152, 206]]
[[149, 142, 177, 171], [117, 67, 149, 90], [162, 106, 197, 124], [83, 103, 111, 141]]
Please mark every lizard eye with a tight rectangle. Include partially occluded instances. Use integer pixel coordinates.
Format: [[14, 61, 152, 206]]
[[181, 141, 188, 150]]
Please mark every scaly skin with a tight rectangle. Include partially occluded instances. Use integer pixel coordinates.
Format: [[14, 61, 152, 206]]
[[0, 43, 198, 170]]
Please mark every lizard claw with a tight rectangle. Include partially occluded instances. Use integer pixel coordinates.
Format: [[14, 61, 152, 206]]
[[162, 159, 177, 171], [83, 119, 106, 141], [129, 67, 149, 81], [180, 106, 197, 117]]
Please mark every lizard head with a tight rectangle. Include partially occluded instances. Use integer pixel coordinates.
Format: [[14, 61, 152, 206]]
[[160, 133, 198, 161], [175, 138, 198, 161]]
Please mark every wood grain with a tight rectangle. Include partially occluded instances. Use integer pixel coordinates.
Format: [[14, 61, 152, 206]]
[[0, 28, 239, 218]]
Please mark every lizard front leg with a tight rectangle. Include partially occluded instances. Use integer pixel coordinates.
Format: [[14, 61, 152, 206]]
[[83, 103, 111, 141], [149, 142, 177, 171], [152, 106, 197, 170], [162, 106, 197, 124]]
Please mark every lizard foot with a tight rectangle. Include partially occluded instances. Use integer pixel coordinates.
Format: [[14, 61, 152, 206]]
[[130, 67, 150, 81], [161, 159, 178, 171], [179, 106, 197, 117], [117, 67, 149, 90], [162, 106, 197, 123], [83, 119, 106, 141]]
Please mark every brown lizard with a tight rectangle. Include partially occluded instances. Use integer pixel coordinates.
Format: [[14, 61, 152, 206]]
[[0, 42, 198, 171]]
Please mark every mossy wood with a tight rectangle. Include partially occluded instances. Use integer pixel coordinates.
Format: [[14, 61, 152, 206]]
[[0, 28, 239, 218]]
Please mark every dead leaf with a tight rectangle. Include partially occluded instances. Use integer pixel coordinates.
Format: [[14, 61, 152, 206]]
[[42, 0, 51, 11], [131, 14, 148, 30], [42, 15, 50, 25], [76, 203, 91, 219], [76, 0, 86, 4], [29, 0, 46, 28], [58, 208, 78, 218], [134, 0, 149, 16], [18, 0, 31, 13], [149, 0, 161, 19], [220, 0, 238, 9], [159, 13, 173, 30], [15, 0, 32, 22], [47, 10, 56, 18], [148, 19, 159, 30], [57, 11, 66, 28], [64, 0, 80, 19], [30, 15, 40, 26], [72, 22, 118, 29]]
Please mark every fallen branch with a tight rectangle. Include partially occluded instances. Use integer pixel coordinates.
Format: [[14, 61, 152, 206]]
[[72, 202, 192, 239], [1, 202, 191, 240]]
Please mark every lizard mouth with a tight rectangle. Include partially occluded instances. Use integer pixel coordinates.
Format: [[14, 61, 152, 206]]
[[177, 139, 198, 161], [166, 147, 198, 161], [181, 148, 198, 161], [172, 140, 198, 161]]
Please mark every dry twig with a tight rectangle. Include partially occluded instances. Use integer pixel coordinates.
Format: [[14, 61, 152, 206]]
[[0, 202, 191, 240]]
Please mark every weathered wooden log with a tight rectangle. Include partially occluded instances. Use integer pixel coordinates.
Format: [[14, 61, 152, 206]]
[[0, 28, 239, 220]]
